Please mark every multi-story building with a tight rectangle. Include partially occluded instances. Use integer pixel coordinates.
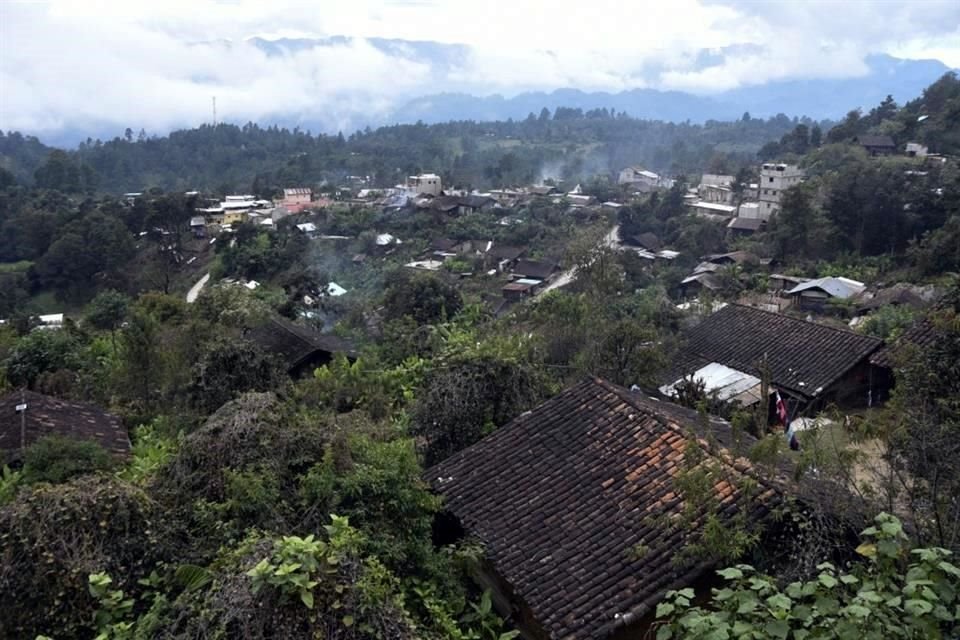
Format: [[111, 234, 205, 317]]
[[698, 174, 735, 204], [407, 173, 442, 196], [617, 166, 661, 191], [758, 163, 804, 217], [281, 188, 312, 211]]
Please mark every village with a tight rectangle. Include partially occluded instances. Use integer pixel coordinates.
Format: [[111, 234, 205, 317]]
[[2, 79, 959, 639]]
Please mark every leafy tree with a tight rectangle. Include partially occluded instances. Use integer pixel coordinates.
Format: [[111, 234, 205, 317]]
[[883, 298, 960, 551], [85, 289, 130, 351], [3, 328, 82, 389], [412, 354, 547, 465], [0, 166, 16, 190], [187, 337, 285, 414], [655, 513, 960, 640], [383, 270, 463, 325], [117, 310, 164, 413], [577, 318, 664, 387]]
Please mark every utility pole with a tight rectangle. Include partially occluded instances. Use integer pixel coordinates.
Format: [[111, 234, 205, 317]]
[[16, 389, 27, 455], [212, 96, 217, 126]]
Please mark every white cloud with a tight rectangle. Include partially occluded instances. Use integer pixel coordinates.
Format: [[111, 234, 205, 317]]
[[1, 0, 958, 140]]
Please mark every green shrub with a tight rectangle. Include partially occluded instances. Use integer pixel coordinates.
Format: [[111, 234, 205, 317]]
[[21, 435, 116, 485], [655, 513, 960, 639], [0, 476, 168, 639]]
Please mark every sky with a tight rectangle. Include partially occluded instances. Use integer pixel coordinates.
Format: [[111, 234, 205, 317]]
[[1, 0, 959, 141]]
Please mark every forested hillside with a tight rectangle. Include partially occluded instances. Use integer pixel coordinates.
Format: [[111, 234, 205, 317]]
[[2, 110, 813, 194]]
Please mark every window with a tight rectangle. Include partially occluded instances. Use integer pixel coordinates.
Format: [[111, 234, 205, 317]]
[[768, 177, 774, 182]]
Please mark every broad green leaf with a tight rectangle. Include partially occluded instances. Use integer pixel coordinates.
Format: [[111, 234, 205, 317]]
[[655, 625, 673, 640], [904, 599, 933, 615], [717, 567, 743, 580], [300, 591, 314, 609], [764, 619, 790, 639], [766, 593, 792, 610]]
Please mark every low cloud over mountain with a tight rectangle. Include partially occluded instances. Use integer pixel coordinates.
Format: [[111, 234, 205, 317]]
[[1, 1, 958, 145]]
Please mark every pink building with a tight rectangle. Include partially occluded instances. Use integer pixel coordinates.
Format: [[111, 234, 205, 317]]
[[281, 188, 312, 212]]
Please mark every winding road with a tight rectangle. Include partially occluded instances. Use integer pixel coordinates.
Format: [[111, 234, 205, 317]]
[[186, 273, 210, 303]]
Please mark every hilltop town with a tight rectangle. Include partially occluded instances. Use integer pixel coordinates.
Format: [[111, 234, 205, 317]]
[[0, 72, 959, 639]]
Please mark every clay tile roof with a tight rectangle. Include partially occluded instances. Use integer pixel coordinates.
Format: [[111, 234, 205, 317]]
[[247, 316, 357, 374], [870, 316, 939, 368], [677, 304, 882, 398], [513, 259, 558, 280], [727, 217, 764, 231], [489, 245, 527, 261], [432, 238, 459, 252], [0, 390, 130, 464], [431, 195, 461, 212], [855, 135, 895, 148], [632, 232, 662, 251], [459, 195, 495, 209], [427, 378, 781, 640]]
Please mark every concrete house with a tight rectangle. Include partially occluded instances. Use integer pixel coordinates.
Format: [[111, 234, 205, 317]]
[[617, 166, 661, 190], [280, 188, 312, 212], [758, 163, 804, 217], [698, 174, 735, 204], [407, 173, 443, 196]]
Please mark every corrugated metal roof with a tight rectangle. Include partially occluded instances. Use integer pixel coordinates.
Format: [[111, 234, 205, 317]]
[[787, 277, 865, 299], [659, 362, 763, 405]]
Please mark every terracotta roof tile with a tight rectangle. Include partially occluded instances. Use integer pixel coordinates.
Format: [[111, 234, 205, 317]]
[[427, 378, 781, 639]]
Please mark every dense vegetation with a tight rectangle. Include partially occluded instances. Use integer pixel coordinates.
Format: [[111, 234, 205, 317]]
[[1, 73, 959, 638]]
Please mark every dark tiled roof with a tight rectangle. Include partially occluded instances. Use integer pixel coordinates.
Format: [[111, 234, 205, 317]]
[[631, 232, 662, 251], [870, 317, 938, 368], [431, 196, 461, 212], [427, 378, 780, 640], [705, 251, 759, 265], [727, 217, 764, 231], [432, 238, 459, 252], [513, 259, 558, 280], [0, 390, 130, 463], [489, 244, 527, 261], [677, 304, 882, 398], [247, 316, 356, 374], [459, 195, 495, 209], [530, 185, 557, 196], [855, 135, 895, 148]]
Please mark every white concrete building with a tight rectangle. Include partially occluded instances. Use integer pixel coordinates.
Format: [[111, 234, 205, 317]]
[[617, 166, 661, 189], [737, 202, 765, 220], [758, 163, 804, 217], [698, 174, 735, 204], [407, 173, 442, 196]]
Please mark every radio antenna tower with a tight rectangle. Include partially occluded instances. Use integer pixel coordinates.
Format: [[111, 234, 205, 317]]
[[212, 96, 217, 126]]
